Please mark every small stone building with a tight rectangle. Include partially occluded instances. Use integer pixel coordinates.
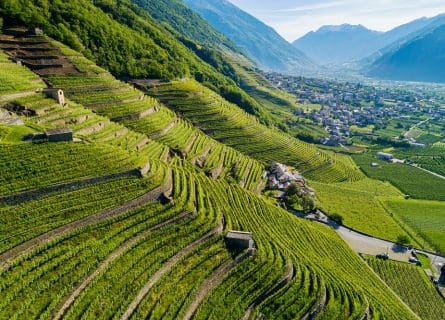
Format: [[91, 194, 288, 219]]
[[42, 88, 65, 106], [377, 152, 394, 162], [45, 128, 73, 142], [226, 231, 255, 251]]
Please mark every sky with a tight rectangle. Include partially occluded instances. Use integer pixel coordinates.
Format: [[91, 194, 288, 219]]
[[228, 0, 445, 42]]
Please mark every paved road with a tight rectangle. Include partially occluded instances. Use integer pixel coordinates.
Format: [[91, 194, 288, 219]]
[[304, 211, 445, 274]]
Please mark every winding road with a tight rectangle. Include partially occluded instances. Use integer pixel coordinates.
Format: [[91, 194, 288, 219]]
[[305, 211, 445, 273]]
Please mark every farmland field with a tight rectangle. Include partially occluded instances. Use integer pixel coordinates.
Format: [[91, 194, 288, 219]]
[[352, 153, 445, 201], [310, 179, 409, 242], [364, 256, 445, 320], [384, 199, 445, 255]]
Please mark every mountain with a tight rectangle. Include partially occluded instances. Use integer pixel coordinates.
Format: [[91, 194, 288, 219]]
[[0, 0, 439, 318], [294, 15, 445, 65], [183, 0, 315, 74], [366, 24, 445, 83], [293, 24, 382, 64]]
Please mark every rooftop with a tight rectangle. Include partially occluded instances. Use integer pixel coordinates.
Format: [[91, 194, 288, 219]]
[[226, 230, 253, 241], [45, 128, 72, 135]]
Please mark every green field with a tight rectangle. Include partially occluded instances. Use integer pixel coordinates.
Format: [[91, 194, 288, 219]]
[[311, 179, 409, 242], [353, 153, 445, 201], [365, 256, 445, 320], [384, 199, 445, 254], [0, 29, 429, 319]]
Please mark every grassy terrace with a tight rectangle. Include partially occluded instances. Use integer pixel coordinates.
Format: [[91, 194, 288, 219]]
[[194, 178, 417, 319], [0, 52, 44, 96], [0, 143, 137, 196], [353, 152, 445, 201], [0, 35, 429, 319], [0, 175, 160, 254], [311, 178, 410, 242], [384, 199, 445, 254], [365, 256, 445, 320], [145, 80, 362, 183], [29, 40, 266, 192]]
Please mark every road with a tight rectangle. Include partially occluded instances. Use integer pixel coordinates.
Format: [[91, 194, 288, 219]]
[[304, 211, 445, 274]]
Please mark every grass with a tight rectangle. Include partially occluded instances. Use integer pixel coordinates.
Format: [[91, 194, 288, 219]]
[[364, 256, 445, 320], [310, 179, 410, 242], [384, 199, 445, 255], [353, 152, 445, 201], [0, 142, 137, 196]]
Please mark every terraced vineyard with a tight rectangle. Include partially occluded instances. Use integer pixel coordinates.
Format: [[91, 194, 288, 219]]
[[353, 152, 445, 201], [0, 30, 431, 319], [384, 199, 445, 254], [364, 256, 445, 320], [142, 80, 364, 183], [310, 178, 409, 242]]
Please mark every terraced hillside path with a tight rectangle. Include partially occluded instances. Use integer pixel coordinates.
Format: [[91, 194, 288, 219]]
[[52, 210, 193, 320], [242, 261, 295, 320], [0, 170, 173, 269], [182, 249, 255, 320], [120, 219, 225, 320]]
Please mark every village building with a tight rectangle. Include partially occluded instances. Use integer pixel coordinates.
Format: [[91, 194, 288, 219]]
[[371, 162, 380, 168], [45, 128, 73, 142], [42, 88, 65, 106], [226, 231, 255, 251], [377, 152, 394, 162]]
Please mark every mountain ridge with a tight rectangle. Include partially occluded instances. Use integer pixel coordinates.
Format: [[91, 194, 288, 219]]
[[183, 0, 315, 74]]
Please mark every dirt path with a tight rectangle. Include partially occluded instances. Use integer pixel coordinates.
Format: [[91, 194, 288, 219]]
[[0, 90, 38, 103], [0, 170, 172, 268], [52, 210, 192, 320], [300, 286, 327, 320], [182, 249, 254, 320], [242, 261, 294, 320], [120, 219, 224, 320], [409, 164, 445, 180]]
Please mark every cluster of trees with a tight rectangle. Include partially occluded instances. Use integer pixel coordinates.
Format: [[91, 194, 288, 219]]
[[284, 182, 316, 213], [0, 0, 272, 124]]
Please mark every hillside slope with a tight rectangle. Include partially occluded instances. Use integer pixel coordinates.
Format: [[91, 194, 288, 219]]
[[0, 0, 274, 123], [184, 0, 315, 74], [366, 24, 445, 83], [0, 33, 419, 319]]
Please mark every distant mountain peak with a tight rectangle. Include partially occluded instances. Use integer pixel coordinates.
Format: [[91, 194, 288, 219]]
[[317, 24, 371, 33]]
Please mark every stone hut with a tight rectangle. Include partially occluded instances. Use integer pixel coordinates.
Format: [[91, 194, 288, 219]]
[[377, 152, 394, 162], [226, 231, 255, 251], [45, 128, 73, 142], [42, 88, 65, 106]]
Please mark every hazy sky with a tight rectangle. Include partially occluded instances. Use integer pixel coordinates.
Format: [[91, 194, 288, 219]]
[[228, 0, 445, 42]]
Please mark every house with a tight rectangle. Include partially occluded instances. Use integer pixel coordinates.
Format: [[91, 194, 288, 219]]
[[42, 88, 65, 106], [371, 163, 379, 168], [377, 152, 393, 161], [45, 128, 73, 142], [226, 231, 255, 251]]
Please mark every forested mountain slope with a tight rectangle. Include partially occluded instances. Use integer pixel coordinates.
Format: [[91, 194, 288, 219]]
[[184, 0, 315, 74]]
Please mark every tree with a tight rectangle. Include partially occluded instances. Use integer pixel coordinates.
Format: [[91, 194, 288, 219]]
[[286, 182, 301, 197], [396, 234, 410, 245], [301, 194, 316, 213]]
